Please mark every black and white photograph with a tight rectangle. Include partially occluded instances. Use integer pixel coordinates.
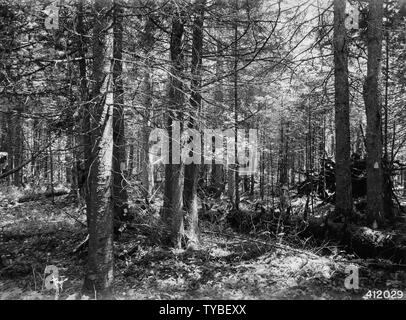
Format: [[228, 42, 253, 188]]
[[1, 0, 406, 307]]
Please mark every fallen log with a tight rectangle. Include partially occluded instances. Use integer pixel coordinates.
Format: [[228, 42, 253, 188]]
[[303, 216, 406, 264], [17, 190, 69, 203]]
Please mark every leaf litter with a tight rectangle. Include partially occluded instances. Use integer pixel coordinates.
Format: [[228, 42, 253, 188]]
[[1, 195, 405, 300]]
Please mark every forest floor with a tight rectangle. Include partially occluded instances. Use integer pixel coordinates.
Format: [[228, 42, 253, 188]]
[[1, 190, 406, 300]]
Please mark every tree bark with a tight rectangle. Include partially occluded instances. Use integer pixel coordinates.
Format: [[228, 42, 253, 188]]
[[233, 1, 239, 211], [278, 119, 288, 187], [140, 17, 155, 201], [383, 23, 393, 219], [112, 0, 129, 234], [211, 31, 224, 194], [334, 0, 353, 218], [13, 104, 23, 186], [77, 0, 91, 203], [83, 0, 115, 299], [183, 0, 206, 249], [403, 169, 406, 196], [163, 11, 186, 249], [364, 0, 384, 227]]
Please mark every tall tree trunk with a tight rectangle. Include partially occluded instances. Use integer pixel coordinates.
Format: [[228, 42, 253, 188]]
[[112, 0, 129, 235], [77, 0, 91, 203], [13, 105, 23, 186], [364, 0, 384, 227], [334, 0, 352, 218], [163, 11, 185, 249], [140, 17, 155, 201], [83, 0, 114, 299], [233, 2, 240, 211], [183, 0, 205, 249], [211, 31, 224, 194], [383, 23, 393, 219]]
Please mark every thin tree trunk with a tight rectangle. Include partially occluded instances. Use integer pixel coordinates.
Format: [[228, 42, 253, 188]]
[[260, 131, 264, 200], [77, 0, 91, 203], [140, 17, 155, 201], [13, 105, 23, 186], [211, 34, 224, 195], [112, 0, 129, 234], [233, 1, 239, 210], [49, 143, 55, 202]]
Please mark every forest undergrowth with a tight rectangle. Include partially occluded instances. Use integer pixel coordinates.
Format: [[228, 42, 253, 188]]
[[1, 188, 406, 300]]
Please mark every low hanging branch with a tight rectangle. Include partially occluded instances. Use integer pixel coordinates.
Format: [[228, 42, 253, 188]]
[[0, 141, 52, 180]]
